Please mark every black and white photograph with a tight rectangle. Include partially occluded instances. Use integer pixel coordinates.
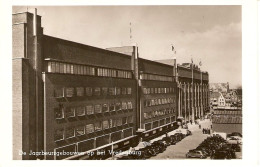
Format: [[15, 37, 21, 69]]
[[0, 1, 258, 166], [11, 5, 245, 160]]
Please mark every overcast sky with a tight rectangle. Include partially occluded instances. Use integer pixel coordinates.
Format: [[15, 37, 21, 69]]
[[13, 6, 241, 88]]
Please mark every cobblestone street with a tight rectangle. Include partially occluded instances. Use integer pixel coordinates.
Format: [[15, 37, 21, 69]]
[[150, 119, 212, 160]]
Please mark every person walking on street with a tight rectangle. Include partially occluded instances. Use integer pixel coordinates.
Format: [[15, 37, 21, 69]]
[[199, 124, 201, 129]]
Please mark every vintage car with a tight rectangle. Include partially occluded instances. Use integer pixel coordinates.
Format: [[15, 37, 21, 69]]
[[186, 149, 207, 159]]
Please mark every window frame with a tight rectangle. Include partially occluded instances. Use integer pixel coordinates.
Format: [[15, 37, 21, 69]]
[[76, 125, 85, 136]]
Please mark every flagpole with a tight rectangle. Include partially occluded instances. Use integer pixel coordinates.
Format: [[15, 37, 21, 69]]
[[191, 57, 194, 123], [200, 60, 203, 118]]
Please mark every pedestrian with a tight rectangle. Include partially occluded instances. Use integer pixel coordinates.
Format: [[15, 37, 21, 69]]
[[199, 124, 201, 129], [202, 128, 205, 134], [211, 125, 213, 129]]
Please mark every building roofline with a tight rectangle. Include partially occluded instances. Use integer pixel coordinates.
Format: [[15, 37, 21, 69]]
[[43, 35, 132, 59]]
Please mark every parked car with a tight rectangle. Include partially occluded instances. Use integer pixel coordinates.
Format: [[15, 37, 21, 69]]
[[162, 136, 172, 146], [187, 130, 192, 136], [183, 124, 188, 129], [230, 132, 242, 137], [176, 129, 190, 136], [211, 150, 234, 159], [169, 135, 178, 145], [226, 144, 241, 152], [186, 149, 207, 159], [196, 146, 212, 157], [151, 141, 166, 153], [227, 137, 240, 144]]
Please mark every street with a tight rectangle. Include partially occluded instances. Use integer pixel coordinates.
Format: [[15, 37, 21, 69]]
[[149, 119, 212, 160]]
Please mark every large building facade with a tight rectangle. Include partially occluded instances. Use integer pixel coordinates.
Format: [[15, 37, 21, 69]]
[[177, 63, 210, 124], [12, 11, 209, 160]]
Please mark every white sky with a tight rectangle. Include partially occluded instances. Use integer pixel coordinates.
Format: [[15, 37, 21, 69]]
[[13, 6, 242, 88]]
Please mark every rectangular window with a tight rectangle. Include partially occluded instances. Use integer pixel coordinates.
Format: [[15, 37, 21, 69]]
[[102, 87, 108, 96], [143, 88, 147, 94], [127, 116, 133, 123], [116, 118, 122, 126], [66, 127, 75, 139], [83, 66, 87, 75], [65, 87, 74, 97], [116, 102, 121, 111], [154, 99, 158, 105], [76, 126, 85, 136], [66, 64, 71, 74], [59, 62, 64, 73], [153, 121, 159, 128], [76, 87, 84, 96], [94, 87, 101, 96], [151, 99, 155, 106], [166, 117, 171, 124], [86, 87, 93, 96], [70, 64, 74, 74], [66, 107, 76, 118], [54, 129, 64, 141], [158, 99, 161, 105], [102, 104, 109, 112], [160, 119, 165, 126], [127, 102, 133, 109], [122, 88, 127, 95], [109, 119, 113, 128], [122, 102, 127, 110], [76, 106, 85, 116], [55, 62, 60, 73], [94, 121, 102, 131], [109, 87, 116, 96], [55, 105, 64, 119], [86, 124, 94, 134], [73, 65, 78, 75], [49, 62, 56, 73], [112, 119, 117, 127], [116, 87, 121, 95], [122, 117, 127, 124], [127, 88, 132, 95], [151, 88, 154, 94], [94, 104, 102, 114], [109, 103, 116, 112], [147, 88, 150, 94], [80, 65, 84, 75], [86, 105, 94, 115], [47, 62, 52, 73], [102, 120, 109, 129], [54, 88, 64, 98]]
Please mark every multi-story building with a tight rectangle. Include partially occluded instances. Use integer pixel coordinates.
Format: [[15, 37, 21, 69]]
[[212, 109, 242, 134], [12, 10, 209, 160], [177, 63, 210, 123]]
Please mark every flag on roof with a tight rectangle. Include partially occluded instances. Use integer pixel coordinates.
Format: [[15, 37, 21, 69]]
[[172, 45, 174, 51]]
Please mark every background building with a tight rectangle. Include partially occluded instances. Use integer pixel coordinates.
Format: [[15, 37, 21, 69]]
[[212, 109, 242, 134], [12, 10, 209, 160]]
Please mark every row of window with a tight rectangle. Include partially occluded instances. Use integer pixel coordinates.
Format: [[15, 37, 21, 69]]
[[140, 73, 174, 82], [143, 87, 175, 95], [54, 87, 132, 98], [144, 116, 176, 130], [144, 108, 175, 120], [47, 61, 132, 79], [54, 116, 133, 141], [144, 97, 175, 107], [55, 102, 134, 119]]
